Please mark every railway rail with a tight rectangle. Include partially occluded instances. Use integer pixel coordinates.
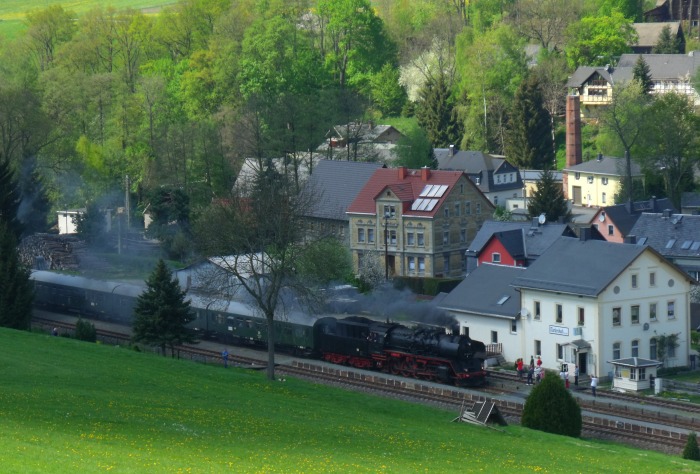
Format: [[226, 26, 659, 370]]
[[32, 315, 694, 455]]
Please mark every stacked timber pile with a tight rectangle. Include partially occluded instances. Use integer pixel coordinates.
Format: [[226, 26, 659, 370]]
[[19, 234, 86, 271]]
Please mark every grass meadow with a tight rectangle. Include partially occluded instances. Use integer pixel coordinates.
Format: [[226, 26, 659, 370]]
[[0, 328, 696, 473], [0, 1, 173, 39]]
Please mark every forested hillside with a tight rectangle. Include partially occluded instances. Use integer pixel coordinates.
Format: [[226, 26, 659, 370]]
[[0, 0, 684, 243]]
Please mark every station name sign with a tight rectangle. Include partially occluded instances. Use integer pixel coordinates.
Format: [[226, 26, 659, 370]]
[[549, 325, 569, 336]]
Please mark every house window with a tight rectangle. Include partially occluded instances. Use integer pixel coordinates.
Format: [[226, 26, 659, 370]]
[[602, 177, 609, 185], [460, 229, 466, 243], [649, 303, 657, 321], [650, 338, 657, 360], [408, 256, 415, 272], [575, 172, 580, 180], [556, 304, 563, 323], [444, 208, 450, 218], [613, 342, 621, 360], [460, 184, 464, 194], [534, 301, 541, 320], [608, 225, 614, 236], [578, 307, 585, 326], [556, 343, 563, 360], [443, 231, 449, 245], [358, 228, 365, 243], [491, 331, 498, 344], [494, 196, 498, 206], [417, 232, 425, 247], [511, 319, 517, 333], [407, 232, 414, 246], [630, 305, 639, 324], [492, 252, 501, 263], [534, 340, 541, 356], [367, 228, 374, 243], [667, 301, 675, 319], [389, 230, 397, 245], [612, 307, 621, 326], [650, 272, 656, 287], [587, 176, 594, 184], [476, 203, 481, 214], [384, 205, 396, 217], [465, 202, 471, 214], [631, 274, 638, 289], [418, 257, 425, 273], [602, 192, 606, 204], [497, 175, 501, 183], [631, 339, 639, 357], [455, 203, 461, 216], [444, 253, 450, 273]]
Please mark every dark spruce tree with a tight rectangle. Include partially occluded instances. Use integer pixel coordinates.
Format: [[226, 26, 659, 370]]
[[504, 75, 553, 169], [521, 371, 582, 438], [653, 25, 682, 54], [132, 259, 197, 357], [0, 158, 23, 240], [528, 168, 571, 223], [683, 432, 700, 460], [632, 56, 653, 95], [415, 74, 461, 148], [0, 220, 33, 330]]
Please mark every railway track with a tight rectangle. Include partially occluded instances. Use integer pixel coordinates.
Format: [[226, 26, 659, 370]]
[[32, 315, 694, 454]]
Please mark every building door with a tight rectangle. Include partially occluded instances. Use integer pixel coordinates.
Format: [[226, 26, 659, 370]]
[[578, 351, 587, 375], [572, 186, 582, 205]]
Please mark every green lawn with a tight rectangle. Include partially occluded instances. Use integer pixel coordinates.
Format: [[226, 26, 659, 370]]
[[0, 1, 173, 39], [0, 328, 695, 473]]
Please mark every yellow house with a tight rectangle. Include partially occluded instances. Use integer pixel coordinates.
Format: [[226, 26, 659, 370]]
[[563, 154, 643, 207], [346, 167, 493, 278]]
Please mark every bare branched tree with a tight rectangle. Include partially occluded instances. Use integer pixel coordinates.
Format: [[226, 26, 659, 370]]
[[193, 165, 324, 380]]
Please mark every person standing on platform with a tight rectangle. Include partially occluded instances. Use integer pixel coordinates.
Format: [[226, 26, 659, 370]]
[[222, 348, 229, 368], [574, 365, 579, 386], [590, 375, 598, 397]]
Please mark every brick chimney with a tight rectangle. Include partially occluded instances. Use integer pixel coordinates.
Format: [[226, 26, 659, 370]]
[[398, 166, 407, 180], [566, 95, 582, 168], [421, 166, 431, 181]]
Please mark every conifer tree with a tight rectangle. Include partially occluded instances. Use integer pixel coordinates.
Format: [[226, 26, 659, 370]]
[[683, 432, 700, 460], [528, 168, 571, 223], [504, 75, 553, 169], [132, 259, 197, 356], [522, 371, 582, 438], [0, 220, 33, 330], [653, 25, 681, 54], [0, 158, 23, 240], [415, 74, 461, 148], [632, 56, 653, 95]]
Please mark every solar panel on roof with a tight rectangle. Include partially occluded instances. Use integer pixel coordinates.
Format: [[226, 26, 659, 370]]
[[411, 199, 424, 211], [419, 185, 433, 197], [418, 199, 431, 211], [427, 186, 440, 197], [682, 240, 693, 250], [434, 184, 448, 197], [425, 199, 439, 211]]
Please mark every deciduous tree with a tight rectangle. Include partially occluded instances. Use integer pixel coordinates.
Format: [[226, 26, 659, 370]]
[[133, 259, 197, 357], [565, 11, 636, 68]]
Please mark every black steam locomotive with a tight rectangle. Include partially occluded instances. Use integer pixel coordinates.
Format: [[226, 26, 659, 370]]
[[31, 271, 487, 386]]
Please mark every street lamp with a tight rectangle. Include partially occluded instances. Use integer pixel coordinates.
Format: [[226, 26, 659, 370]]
[[384, 211, 390, 280]]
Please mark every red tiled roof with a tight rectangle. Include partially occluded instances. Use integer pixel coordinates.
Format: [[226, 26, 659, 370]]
[[347, 167, 465, 218]]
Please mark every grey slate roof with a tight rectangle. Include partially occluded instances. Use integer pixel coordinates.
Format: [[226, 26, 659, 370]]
[[632, 22, 681, 48], [567, 66, 614, 88], [521, 169, 563, 182], [510, 236, 647, 297], [434, 148, 522, 194], [304, 159, 384, 221], [467, 220, 577, 258], [563, 155, 642, 176], [599, 198, 677, 237], [608, 357, 662, 367], [628, 212, 700, 259], [438, 264, 524, 319], [616, 53, 700, 81], [682, 192, 700, 209]]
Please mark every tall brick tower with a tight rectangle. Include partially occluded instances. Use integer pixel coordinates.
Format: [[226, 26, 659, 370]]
[[564, 95, 582, 200]]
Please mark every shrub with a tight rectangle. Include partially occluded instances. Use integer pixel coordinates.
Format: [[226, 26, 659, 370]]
[[75, 318, 96, 343], [521, 373, 582, 437], [683, 432, 700, 460]]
